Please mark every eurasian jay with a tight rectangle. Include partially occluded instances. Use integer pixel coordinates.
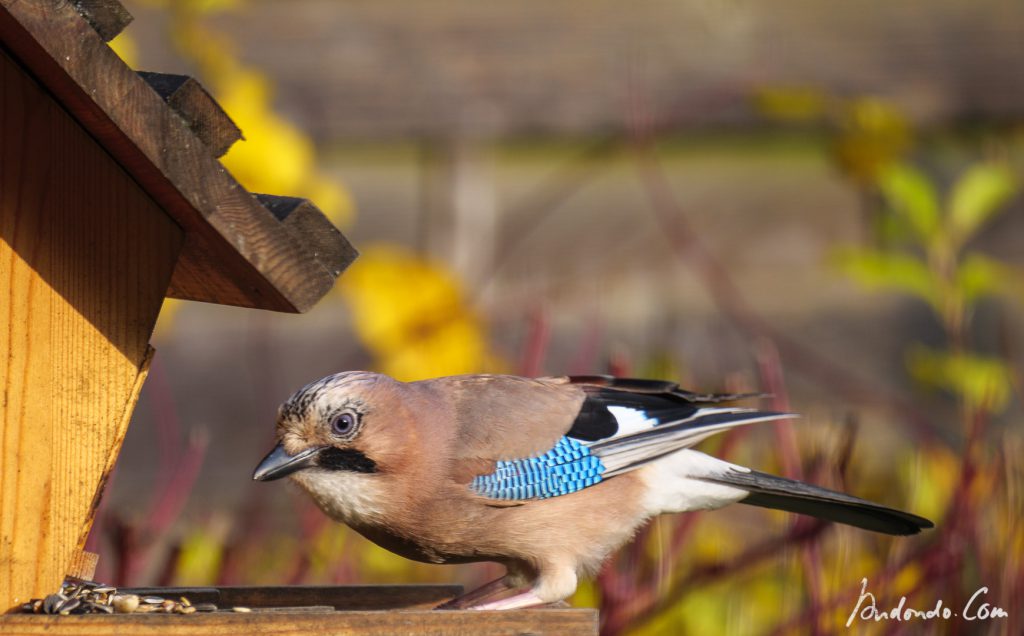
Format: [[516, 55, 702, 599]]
[[253, 372, 933, 610]]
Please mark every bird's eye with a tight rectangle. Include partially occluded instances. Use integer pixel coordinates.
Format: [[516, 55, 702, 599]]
[[330, 412, 357, 437]]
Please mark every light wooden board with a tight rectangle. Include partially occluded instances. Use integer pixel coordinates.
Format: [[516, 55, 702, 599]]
[[0, 609, 597, 636], [0, 48, 182, 609], [0, 585, 598, 635]]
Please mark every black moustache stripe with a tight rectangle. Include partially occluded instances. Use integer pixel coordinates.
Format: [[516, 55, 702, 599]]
[[317, 447, 377, 474]]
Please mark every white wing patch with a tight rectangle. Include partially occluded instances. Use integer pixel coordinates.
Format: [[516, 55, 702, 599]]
[[607, 406, 659, 436], [607, 405, 753, 439]]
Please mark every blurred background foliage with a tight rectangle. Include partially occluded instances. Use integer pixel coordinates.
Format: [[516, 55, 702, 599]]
[[94, 1, 1023, 634]]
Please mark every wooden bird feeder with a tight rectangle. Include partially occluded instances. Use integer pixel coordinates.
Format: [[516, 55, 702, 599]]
[[0, 1, 595, 633]]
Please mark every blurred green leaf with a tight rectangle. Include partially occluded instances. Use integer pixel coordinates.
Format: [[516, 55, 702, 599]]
[[754, 86, 830, 122], [907, 346, 1012, 412], [949, 163, 1018, 242], [832, 98, 912, 183], [876, 163, 940, 243], [956, 252, 1008, 304], [174, 523, 226, 585], [834, 247, 938, 306]]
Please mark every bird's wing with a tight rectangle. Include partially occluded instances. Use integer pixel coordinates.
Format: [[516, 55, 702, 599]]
[[455, 375, 790, 502]]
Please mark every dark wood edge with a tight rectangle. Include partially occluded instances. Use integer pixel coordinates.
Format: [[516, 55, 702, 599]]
[[119, 584, 464, 611]]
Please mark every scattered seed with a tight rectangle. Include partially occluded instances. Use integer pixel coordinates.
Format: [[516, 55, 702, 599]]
[[142, 596, 164, 605], [112, 594, 140, 614], [43, 594, 63, 615], [180, 596, 192, 607], [93, 585, 115, 594], [232, 606, 252, 613], [195, 603, 218, 612], [57, 598, 81, 614], [92, 602, 114, 614]]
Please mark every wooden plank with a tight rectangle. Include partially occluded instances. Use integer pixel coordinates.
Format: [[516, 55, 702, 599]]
[[138, 72, 243, 158], [0, 608, 598, 635], [70, 0, 131, 42], [0, 48, 183, 610], [256, 195, 358, 277], [0, 0, 350, 312]]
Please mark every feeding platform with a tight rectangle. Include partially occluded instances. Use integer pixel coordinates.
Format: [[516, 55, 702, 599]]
[[0, 0, 596, 633]]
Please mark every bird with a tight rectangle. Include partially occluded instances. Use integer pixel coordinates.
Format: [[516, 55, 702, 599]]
[[253, 371, 933, 611]]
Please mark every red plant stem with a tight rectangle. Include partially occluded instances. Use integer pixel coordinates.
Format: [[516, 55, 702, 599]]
[[519, 306, 550, 377], [145, 430, 208, 536], [756, 338, 827, 633], [569, 320, 605, 375]]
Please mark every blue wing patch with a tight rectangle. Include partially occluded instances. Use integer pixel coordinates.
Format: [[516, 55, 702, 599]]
[[470, 437, 606, 501]]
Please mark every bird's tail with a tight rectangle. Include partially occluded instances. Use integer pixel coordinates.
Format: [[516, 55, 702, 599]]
[[699, 469, 933, 535]]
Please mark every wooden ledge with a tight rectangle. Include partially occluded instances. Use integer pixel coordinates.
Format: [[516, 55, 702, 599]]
[[0, 585, 598, 635]]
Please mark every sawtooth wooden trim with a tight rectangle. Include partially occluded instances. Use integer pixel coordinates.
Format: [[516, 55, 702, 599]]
[[70, 0, 131, 42], [0, 0, 350, 312], [256, 194, 358, 277], [137, 72, 243, 158]]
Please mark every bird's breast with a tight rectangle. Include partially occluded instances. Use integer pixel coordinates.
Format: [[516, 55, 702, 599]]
[[291, 470, 387, 525]]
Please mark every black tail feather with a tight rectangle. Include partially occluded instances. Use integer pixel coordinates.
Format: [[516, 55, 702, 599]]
[[701, 469, 934, 536]]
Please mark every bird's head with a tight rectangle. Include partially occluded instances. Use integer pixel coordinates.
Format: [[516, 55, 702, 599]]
[[253, 371, 399, 484]]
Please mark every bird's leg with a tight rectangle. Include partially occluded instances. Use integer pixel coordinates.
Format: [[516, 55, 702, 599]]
[[468, 565, 576, 611], [435, 575, 514, 610]]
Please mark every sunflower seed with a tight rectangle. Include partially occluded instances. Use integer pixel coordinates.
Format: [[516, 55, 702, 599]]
[[194, 603, 218, 612], [43, 594, 63, 614], [57, 598, 81, 614], [142, 596, 164, 605], [112, 594, 140, 614], [232, 606, 252, 613]]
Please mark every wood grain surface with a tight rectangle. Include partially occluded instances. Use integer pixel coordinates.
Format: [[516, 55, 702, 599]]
[[138, 72, 243, 158], [0, 585, 597, 634], [0, 609, 597, 635], [0, 48, 182, 609], [256, 195, 358, 277]]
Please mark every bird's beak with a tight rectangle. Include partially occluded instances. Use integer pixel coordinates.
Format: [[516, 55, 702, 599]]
[[253, 443, 323, 481]]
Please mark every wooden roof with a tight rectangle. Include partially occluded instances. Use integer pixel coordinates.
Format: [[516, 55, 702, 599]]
[[0, 0, 356, 312]]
